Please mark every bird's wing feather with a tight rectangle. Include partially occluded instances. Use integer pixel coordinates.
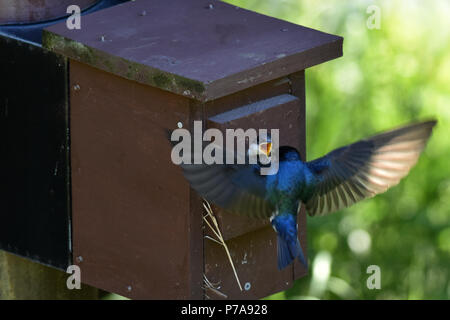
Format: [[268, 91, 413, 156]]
[[305, 120, 437, 216], [171, 133, 275, 219]]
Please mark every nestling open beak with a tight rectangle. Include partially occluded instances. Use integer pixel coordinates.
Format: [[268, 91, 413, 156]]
[[259, 142, 272, 156]]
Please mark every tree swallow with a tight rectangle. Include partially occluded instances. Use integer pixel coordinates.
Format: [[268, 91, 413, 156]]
[[172, 120, 437, 270]]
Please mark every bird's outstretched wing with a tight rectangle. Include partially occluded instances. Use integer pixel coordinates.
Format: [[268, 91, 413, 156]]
[[305, 120, 437, 217], [169, 131, 274, 219]]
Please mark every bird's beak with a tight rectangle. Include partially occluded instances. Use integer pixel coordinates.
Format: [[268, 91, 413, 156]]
[[259, 142, 272, 156]]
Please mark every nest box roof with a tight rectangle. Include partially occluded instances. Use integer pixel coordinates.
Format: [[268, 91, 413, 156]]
[[44, 0, 343, 101]]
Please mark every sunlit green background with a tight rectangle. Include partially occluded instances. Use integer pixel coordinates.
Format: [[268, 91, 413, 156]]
[[222, 0, 449, 300]]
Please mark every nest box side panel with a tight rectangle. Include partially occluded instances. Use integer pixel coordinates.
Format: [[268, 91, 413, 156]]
[[203, 76, 292, 243], [0, 35, 71, 270], [69, 60, 201, 299], [207, 94, 304, 240], [203, 76, 307, 299], [289, 71, 308, 279], [204, 226, 288, 299]]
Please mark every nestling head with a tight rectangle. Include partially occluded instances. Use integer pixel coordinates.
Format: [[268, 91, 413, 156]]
[[248, 133, 272, 158]]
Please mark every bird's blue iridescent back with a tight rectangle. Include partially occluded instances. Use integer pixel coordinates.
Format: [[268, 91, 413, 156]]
[[265, 149, 316, 214]]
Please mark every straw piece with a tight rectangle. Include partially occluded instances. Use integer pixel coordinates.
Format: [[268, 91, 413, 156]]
[[203, 274, 228, 299], [202, 200, 243, 292]]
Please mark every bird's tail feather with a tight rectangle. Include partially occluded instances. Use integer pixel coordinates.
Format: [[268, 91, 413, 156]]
[[277, 235, 307, 270]]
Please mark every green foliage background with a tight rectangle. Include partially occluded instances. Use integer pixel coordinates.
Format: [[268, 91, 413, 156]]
[[224, 0, 450, 300]]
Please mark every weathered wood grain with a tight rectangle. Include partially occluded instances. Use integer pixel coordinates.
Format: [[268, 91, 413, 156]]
[[43, 0, 342, 101]]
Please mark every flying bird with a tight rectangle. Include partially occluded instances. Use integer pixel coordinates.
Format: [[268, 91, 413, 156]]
[[171, 120, 437, 270]]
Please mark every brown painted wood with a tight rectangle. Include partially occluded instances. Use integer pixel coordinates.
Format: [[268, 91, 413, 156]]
[[204, 77, 292, 245], [43, 0, 342, 101], [69, 59, 202, 299], [203, 76, 306, 298], [205, 77, 292, 117], [207, 94, 304, 241], [204, 225, 293, 299], [188, 99, 207, 299], [289, 71, 308, 278]]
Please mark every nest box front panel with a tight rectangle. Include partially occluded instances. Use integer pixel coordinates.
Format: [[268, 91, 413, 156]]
[[69, 60, 202, 299], [207, 93, 304, 240], [203, 75, 307, 299]]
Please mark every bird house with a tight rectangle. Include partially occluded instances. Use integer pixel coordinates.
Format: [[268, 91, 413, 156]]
[[2, 0, 342, 299]]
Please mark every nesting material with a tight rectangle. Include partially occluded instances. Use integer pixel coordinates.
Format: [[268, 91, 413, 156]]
[[202, 274, 227, 299], [202, 200, 243, 292]]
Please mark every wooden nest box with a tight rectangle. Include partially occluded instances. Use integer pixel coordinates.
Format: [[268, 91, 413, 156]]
[[2, 0, 343, 299]]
